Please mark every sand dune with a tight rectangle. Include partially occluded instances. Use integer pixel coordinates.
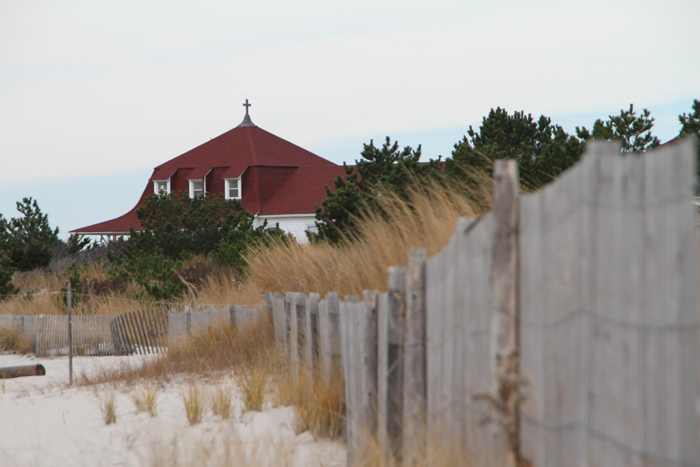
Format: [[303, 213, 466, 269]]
[[0, 354, 346, 467]]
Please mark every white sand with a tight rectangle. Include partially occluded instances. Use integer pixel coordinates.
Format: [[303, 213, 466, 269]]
[[0, 354, 347, 467]]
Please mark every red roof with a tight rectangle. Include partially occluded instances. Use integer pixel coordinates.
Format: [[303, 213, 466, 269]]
[[72, 118, 347, 235]]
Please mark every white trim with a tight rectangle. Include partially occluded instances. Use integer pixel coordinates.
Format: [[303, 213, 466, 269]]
[[189, 178, 205, 198], [224, 178, 241, 200], [71, 231, 131, 236], [153, 179, 171, 194], [256, 213, 316, 219]]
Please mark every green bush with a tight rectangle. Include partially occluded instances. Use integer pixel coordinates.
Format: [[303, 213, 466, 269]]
[[108, 192, 287, 300]]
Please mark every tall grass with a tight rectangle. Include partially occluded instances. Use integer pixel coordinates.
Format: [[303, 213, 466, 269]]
[[286, 365, 345, 439], [0, 323, 33, 353], [246, 172, 492, 297]]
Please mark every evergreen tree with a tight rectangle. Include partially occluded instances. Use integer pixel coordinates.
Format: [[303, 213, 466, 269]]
[[448, 107, 584, 190], [109, 192, 286, 300], [678, 99, 700, 182], [0, 254, 18, 299], [576, 104, 660, 153], [0, 198, 59, 271], [312, 137, 435, 243]]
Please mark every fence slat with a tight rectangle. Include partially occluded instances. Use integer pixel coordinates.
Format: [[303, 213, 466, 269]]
[[318, 298, 331, 381], [403, 249, 427, 465]]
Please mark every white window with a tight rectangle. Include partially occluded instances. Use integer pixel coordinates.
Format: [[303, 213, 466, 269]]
[[225, 178, 241, 200], [189, 179, 205, 198], [153, 180, 170, 194]]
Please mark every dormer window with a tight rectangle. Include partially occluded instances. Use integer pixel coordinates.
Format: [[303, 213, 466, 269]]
[[153, 180, 170, 194], [225, 178, 241, 200], [189, 179, 205, 198]]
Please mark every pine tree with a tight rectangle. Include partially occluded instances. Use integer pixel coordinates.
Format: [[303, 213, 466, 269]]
[[448, 107, 584, 190], [576, 104, 660, 153], [312, 137, 431, 243]]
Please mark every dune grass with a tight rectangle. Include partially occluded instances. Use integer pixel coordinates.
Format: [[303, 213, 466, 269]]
[[131, 384, 159, 416], [210, 384, 234, 419], [236, 366, 269, 413], [182, 381, 206, 425], [0, 323, 33, 353], [246, 173, 492, 298], [100, 391, 118, 425]]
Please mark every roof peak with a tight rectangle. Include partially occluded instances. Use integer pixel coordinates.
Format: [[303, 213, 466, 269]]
[[238, 98, 256, 127]]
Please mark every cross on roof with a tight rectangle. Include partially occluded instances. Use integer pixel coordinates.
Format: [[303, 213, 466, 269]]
[[243, 99, 251, 116]]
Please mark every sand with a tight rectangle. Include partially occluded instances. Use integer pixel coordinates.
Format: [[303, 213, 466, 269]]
[[0, 354, 347, 467]]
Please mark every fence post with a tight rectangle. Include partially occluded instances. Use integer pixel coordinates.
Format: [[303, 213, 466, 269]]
[[318, 297, 332, 382], [403, 249, 427, 466], [265, 291, 274, 321], [35, 315, 43, 358], [326, 292, 342, 377], [305, 293, 320, 373], [491, 159, 521, 467], [185, 305, 192, 339], [67, 282, 73, 386], [379, 266, 406, 461]]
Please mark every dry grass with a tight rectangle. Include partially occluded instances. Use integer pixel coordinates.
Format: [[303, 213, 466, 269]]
[[131, 384, 159, 416], [351, 431, 483, 467], [100, 391, 118, 425], [236, 366, 269, 413], [287, 365, 345, 439], [210, 384, 234, 419], [182, 381, 206, 425], [79, 313, 276, 387], [140, 432, 291, 467], [0, 323, 33, 353], [0, 261, 265, 317], [246, 173, 492, 297]]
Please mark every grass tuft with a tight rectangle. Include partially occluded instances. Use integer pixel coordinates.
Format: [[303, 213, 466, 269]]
[[236, 367, 268, 413], [182, 381, 206, 425], [210, 384, 234, 419], [100, 391, 118, 425], [131, 384, 159, 416]]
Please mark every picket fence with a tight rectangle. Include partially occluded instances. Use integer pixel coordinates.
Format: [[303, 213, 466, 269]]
[[0, 303, 266, 357], [266, 139, 700, 467]]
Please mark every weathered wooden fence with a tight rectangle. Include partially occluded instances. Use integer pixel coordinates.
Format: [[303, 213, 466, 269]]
[[110, 308, 168, 355], [1, 303, 265, 357], [267, 138, 700, 466]]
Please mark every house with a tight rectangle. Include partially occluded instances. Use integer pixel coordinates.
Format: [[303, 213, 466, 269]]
[[71, 101, 347, 242]]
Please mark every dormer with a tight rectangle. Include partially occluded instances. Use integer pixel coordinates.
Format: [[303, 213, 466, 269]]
[[153, 179, 170, 194]]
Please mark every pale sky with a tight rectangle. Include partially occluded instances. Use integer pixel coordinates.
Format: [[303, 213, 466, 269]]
[[1, 0, 699, 238]]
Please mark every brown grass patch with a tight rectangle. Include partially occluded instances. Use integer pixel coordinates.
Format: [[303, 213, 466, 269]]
[[0, 323, 33, 354], [287, 365, 345, 439], [79, 312, 276, 387], [246, 173, 492, 297]]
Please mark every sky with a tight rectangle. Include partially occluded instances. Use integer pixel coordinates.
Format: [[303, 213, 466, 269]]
[[1, 0, 699, 239]]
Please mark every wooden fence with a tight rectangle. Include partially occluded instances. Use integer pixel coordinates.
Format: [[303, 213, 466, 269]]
[[1, 304, 265, 357], [267, 138, 700, 466]]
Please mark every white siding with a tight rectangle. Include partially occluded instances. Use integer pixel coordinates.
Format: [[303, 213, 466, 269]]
[[254, 215, 316, 244]]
